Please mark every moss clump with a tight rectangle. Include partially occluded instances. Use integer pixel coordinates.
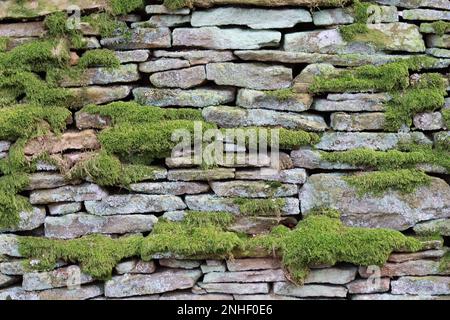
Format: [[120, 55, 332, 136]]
[[234, 198, 286, 216], [163, 0, 193, 10], [0, 173, 31, 229], [0, 37, 8, 52], [18, 234, 143, 280], [339, 0, 370, 41], [108, 0, 145, 15], [426, 21, 450, 36], [77, 49, 120, 69], [344, 169, 432, 197], [442, 109, 450, 128], [264, 88, 295, 101], [439, 252, 450, 272], [43, 12, 85, 49], [82, 13, 130, 39]]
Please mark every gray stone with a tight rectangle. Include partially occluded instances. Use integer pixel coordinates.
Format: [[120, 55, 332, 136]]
[[105, 269, 202, 298], [203, 269, 286, 283], [0, 207, 46, 232], [402, 9, 450, 21], [304, 266, 357, 284], [201, 260, 226, 273], [299, 174, 450, 230], [68, 85, 132, 108], [372, 0, 449, 10], [210, 180, 298, 198], [202, 107, 327, 131], [426, 34, 450, 48], [0, 141, 10, 153], [192, 8, 311, 29], [145, 5, 190, 15], [115, 50, 150, 63], [129, 182, 209, 195], [161, 292, 233, 300], [167, 168, 235, 181], [139, 58, 190, 73], [273, 282, 348, 298], [426, 48, 450, 58], [195, 282, 269, 295], [313, 97, 387, 112], [23, 266, 94, 291], [0, 285, 103, 300], [315, 132, 432, 151], [115, 260, 156, 274], [133, 15, 191, 28], [360, 260, 449, 278], [133, 87, 235, 108], [101, 28, 171, 49], [352, 293, 450, 300], [85, 195, 186, 215], [228, 216, 286, 235], [30, 183, 107, 204], [0, 274, 19, 288], [226, 258, 282, 272], [391, 276, 450, 295], [346, 278, 391, 294], [389, 250, 447, 263], [237, 89, 312, 112], [48, 203, 83, 216], [153, 50, 235, 65], [0, 260, 66, 276], [414, 219, 450, 236], [235, 168, 307, 184], [44, 213, 158, 239], [0, 22, 45, 37], [313, 6, 398, 26], [413, 112, 445, 130], [159, 259, 202, 269], [25, 173, 67, 190], [150, 66, 206, 89], [0, 235, 20, 257], [162, 211, 187, 222], [206, 63, 292, 90], [331, 112, 386, 131], [291, 148, 361, 170], [234, 294, 299, 300], [173, 27, 281, 49], [293, 63, 338, 93]]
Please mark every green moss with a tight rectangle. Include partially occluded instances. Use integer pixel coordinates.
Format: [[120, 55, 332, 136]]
[[439, 252, 450, 272], [442, 109, 450, 128], [82, 13, 129, 39], [339, 0, 370, 41], [18, 234, 143, 280], [0, 37, 8, 52], [163, 0, 193, 10], [0, 172, 31, 229], [426, 21, 450, 36], [264, 88, 295, 101], [184, 211, 235, 228], [108, 0, 145, 15], [77, 49, 120, 69], [344, 169, 432, 197], [43, 12, 85, 49], [234, 198, 286, 216]]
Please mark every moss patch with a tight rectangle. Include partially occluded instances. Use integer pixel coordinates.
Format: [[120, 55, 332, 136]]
[[108, 0, 145, 15], [0, 172, 31, 229], [234, 198, 286, 216], [339, 0, 370, 42], [442, 109, 450, 128], [424, 21, 450, 36], [264, 88, 295, 101], [77, 49, 120, 69]]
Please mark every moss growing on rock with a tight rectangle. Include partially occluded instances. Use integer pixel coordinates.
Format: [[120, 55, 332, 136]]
[[425, 21, 450, 36], [44, 12, 86, 49], [339, 0, 370, 41], [234, 198, 286, 216], [0, 172, 31, 229], [108, 0, 145, 15], [264, 88, 295, 101], [77, 49, 120, 69], [163, 0, 193, 10], [442, 109, 450, 128]]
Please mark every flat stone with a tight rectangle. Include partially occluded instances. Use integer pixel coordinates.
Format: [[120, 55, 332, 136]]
[[0, 22, 46, 37], [237, 89, 312, 112], [426, 48, 450, 58], [194, 282, 269, 295], [352, 293, 450, 300], [273, 282, 348, 298], [192, 7, 311, 29], [165, 153, 274, 169], [414, 112, 445, 130], [191, 0, 367, 7], [173, 27, 281, 49], [145, 4, 190, 15], [201, 260, 226, 273], [85, 195, 186, 215], [0, 235, 20, 257], [414, 219, 450, 236], [202, 107, 327, 131], [235, 168, 307, 184], [389, 250, 447, 263], [45, 213, 158, 239], [133, 15, 191, 28], [315, 132, 432, 151], [154, 50, 235, 65], [101, 28, 171, 50], [68, 85, 132, 109], [0, 285, 103, 300], [234, 294, 299, 300], [133, 87, 235, 107], [426, 34, 450, 48], [23, 266, 94, 291], [210, 180, 298, 198], [0, 274, 19, 288], [57, 64, 140, 87], [313, 6, 398, 26], [129, 182, 209, 195], [402, 9, 450, 21], [115, 260, 156, 274], [159, 259, 202, 269], [105, 269, 202, 298], [48, 202, 83, 215], [391, 276, 450, 295], [331, 112, 386, 131], [139, 58, 190, 73], [346, 278, 391, 294], [372, 0, 450, 10], [30, 183, 107, 204], [0, 260, 66, 276], [226, 259, 282, 272], [150, 66, 206, 89], [304, 266, 357, 284], [25, 173, 67, 190], [0, 207, 46, 232], [167, 168, 235, 181], [291, 148, 361, 170], [299, 174, 450, 230], [228, 216, 286, 235], [360, 260, 449, 278], [115, 50, 150, 63], [203, 269, 286, 283], [313, 97, 387, 112], [161, 292, 233, 300], [206, 63, 292, 90]]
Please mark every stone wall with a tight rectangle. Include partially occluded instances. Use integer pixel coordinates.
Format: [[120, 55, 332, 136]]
[[0, 0, 449, 300]]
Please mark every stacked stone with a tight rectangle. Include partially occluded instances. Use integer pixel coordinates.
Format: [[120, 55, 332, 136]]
[[0, 0, 449, 300]]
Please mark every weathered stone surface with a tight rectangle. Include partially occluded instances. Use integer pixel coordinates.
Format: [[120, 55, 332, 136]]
[[159, 259, 202, 269], [115, 260, 156, 275], [167, 168, 235, 181], [68, 85, 132, 108], [300, 174, 450, 230], [129, 182, 209, 195], [0, 235, 20, 257], [315, 132, 432, 151], [0, 22, 45, 37], [235, 168, 307, 184], [291, 148, 361, 170], [237, 89, 312, 112], [48, 203, 83, 216], [391, 276, 450, 295], [0, 285, 103, 300], [203, 269, 286, 283], [30, 183, 107, 204], [203, 107, 327, 131], [274, 282, 348, 298], [414, 219, 450, 236], [402, 9, 450, 21], [139, 58, 190, 73], [192, 8, 311, 29], [0, 260, 66, 276], [133, 87, 235, 107], [314, 6, 398, 26], [185, 194, 300, 215], [331, 112, 386, 131], [373, 0, 450, 10], [201, 260, 227, 273], [173, 27, 281, 50], [0, 141, 10, 153], [195, 282, 269, 295], [304, 266, 357, 284], [105, 269, 202, 298], [150, 66, 206, 89], [346, 278, 391, 294], [23, 266, 94, 291], [360, 260, 449, 278], [352, 293, 450, 300], [115, 50, 150, 63], [101, 28, 171, 49], [0, 274, 19, 288], [226, 259, 282, 272], [234, 294, 299, 300], [154, 50, 235, 65], [426, 34, 450, 48], [45, 213, 158, 239], [206, 63, 292, 90], [413, 112, 445, 130], [389, 250, 447, 263], [58, 64, 140, 87], [85, 195, 186, 215], [0, 207, 46, 232], [228, 216, 286, 235], [426, 48, 450, 58], [293, 63, 338, 93], [145, 4, 190, 15], [166, 153, 275, 169], [160, 292, 233, 300], [26, 173, 67, 190], [133, 15, 191, 28], [210, 180, 298, 198], [284, 23, 425, 53], [313, 96, 388, 112]]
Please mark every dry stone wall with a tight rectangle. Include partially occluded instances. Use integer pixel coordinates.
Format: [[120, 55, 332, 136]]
[[0, 0, 449, 300]]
